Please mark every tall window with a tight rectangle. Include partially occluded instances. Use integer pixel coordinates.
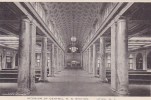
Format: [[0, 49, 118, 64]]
[[6, 51, 12, 69], [36, 54, 41, 67], [136, 53, 143, 70], [129, 54, 133, 69]]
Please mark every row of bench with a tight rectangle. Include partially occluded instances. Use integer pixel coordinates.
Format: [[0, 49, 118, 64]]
[[105, 70, 151, 84], [0, 69, 49, 83]]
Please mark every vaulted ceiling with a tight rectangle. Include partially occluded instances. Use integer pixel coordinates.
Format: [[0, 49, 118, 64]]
[[46, 3, 103, 49], [1, 3, 151, 53]]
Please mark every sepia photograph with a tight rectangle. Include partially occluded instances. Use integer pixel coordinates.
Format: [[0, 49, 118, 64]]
[[0, 1, 151, 99]]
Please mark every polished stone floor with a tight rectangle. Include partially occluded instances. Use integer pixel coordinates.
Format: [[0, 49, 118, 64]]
[[0, 69, 150, 96], [31, 69, 115, 96]]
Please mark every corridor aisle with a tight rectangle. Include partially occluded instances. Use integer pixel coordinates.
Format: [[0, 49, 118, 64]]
[[31, 69, 115, 96]]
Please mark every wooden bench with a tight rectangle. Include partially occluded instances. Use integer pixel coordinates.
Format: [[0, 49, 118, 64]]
[[105, 70, 151, 84], [0, 69, 47, 83]]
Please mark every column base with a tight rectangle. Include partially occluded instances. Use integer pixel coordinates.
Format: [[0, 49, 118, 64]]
[[16, 88, 30, 96], [94, 75, 99, 78], [39, 80, 49, 82], [117, 89, 129, 96], [111, 87, 117, 92], [100, 78, 108, 83], [39, 77, 48, 82], [30, 86, 37, 91], [48, 74, 55, 77]]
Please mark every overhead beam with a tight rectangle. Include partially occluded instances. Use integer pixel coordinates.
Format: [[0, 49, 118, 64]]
[[128, 27, 150, 38], [13, 2, 65, 51], [0, 20, 20, 24], [0, 28, 18, 36], [0, 44, 17, 50], [82, 3, 134, 52]]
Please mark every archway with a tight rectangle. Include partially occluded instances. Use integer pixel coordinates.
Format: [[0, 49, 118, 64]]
[[136, 53, 143, 70], [147, 51, 151, 69]]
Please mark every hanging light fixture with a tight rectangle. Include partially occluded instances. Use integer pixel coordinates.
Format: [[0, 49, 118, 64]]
[[71, 36, 76, 42], [71, 47, 78, 52]]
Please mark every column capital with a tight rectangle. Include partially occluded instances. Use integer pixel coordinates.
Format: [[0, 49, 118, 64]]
[[30, 19, 36, 27], [117, 16, 127, 23], [42, 37, 47, 40], [21, 16, 30, 23]]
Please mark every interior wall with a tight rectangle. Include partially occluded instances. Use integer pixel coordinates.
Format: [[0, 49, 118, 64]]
[[65, 53, 81, 66]]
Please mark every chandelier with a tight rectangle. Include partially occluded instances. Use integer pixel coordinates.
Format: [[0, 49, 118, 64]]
[[71, 36, 76, 42], [69, 47, 78, 52]]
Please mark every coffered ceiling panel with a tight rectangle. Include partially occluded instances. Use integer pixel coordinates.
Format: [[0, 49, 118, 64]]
[[46, 3, 103, 49]]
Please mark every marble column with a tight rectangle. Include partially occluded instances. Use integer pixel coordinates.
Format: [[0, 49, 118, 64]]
[[54, 47, 57, 73], [99, 37, 106, 82], [56, 47, 59, 73], [62, 51, 64, 70], [48, 44, 52, 76], [84, 51, 86, 71], [12, 51, 17, 69], [61, 51, 63, 70], [132, 53, 136, 70], [29, 20, 36, 90], [0, 50, 3, 70], [63, 52, 65, 69], [17, 17, 30, 95], [116, 18, 129, 96], [41, 37, 48, 82], [60, 50, 62, 71], [143, 51, 147, 70], [111, 22, 118, 91], [86, 50, 89, 72], [81, 53, 83, 69], [83, 52, 85, 70], [88, 48, 91, 73], [84, 52, 86, 70], [92, 43, 97, 77], [58, 49, 61, 72], [90, 46, 93, 73], [51, 44, 55, 76], [2, 49, 6, 69]]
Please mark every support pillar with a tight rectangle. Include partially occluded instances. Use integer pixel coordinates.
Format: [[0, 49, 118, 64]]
[[2, 49, 6, 69], [84, 52, 86, 70], [90, 46, 93, 74], [58, 48, 60, 72], [29, 20, 36, 90], [17, 18, 30, 95], [116, 18, 129, 96], [143, 51, 147, 70], [86, 50, 89, 72], [56, 47, 59, 73], [41, 37, 48, 82], [132, 53, 136, 70], [48, 44, 52, 76], [0, 50, 3, 70], [12, 51, 17, 69], [51, 44, 55, 76], [111, 22, 118, 91], [81, 53, 83, 69], [88, 48, 91, 73], [92, 43, 97, 77], [99, 37, 106, 82]]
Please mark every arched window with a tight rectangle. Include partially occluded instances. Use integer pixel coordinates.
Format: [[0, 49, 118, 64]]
[[136, 53, 143, 70], [147, 51, 151, 69]]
